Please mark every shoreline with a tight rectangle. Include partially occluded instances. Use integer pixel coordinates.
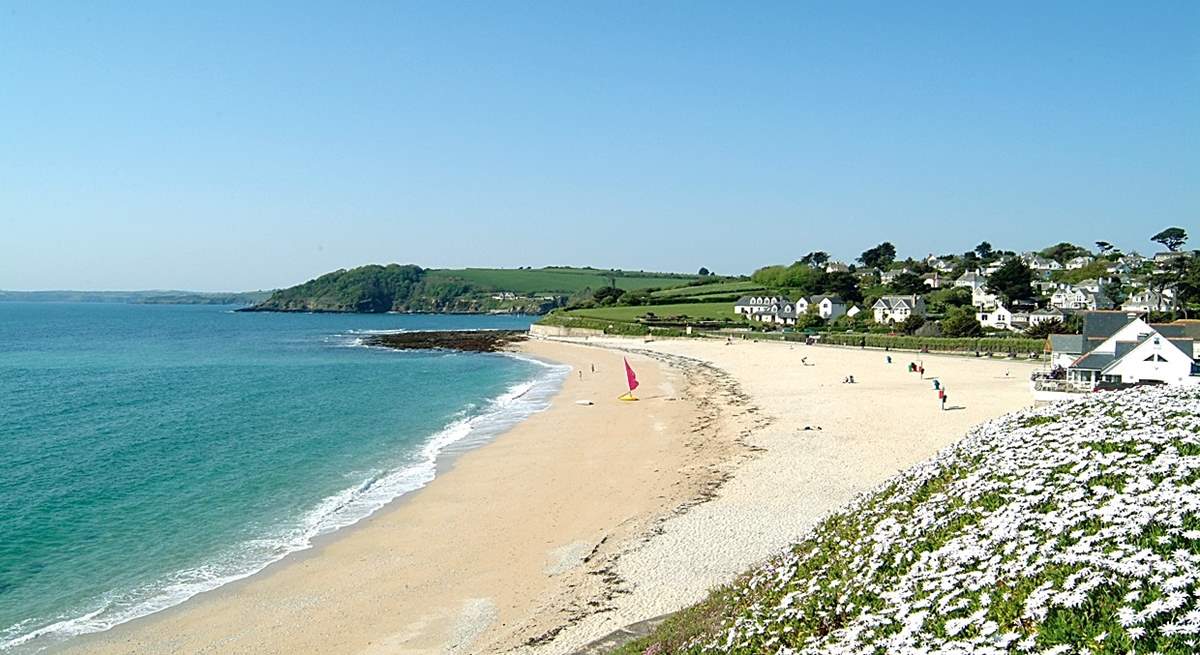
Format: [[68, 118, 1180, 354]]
[[60, 339, 733, 654], [52, 335, 1041, 654], [28, 345, 569, 654]]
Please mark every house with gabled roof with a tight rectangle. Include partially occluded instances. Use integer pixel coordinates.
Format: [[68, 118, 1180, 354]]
[[810, 295, 846, 320], [954, 271, 988, 291], [1044, 312, 1199, 389], [734, 295, 789, 317], [872, 295, 926, 324]]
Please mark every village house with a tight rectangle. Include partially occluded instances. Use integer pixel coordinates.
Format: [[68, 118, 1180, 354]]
[[954, 271, 988, 291], [734, 295, 790, 317], [972, 286, 1000, 308], [976, 304, 1014, 331], [1021, 253, 1062, 273], [879, 268, 913, 284], [1122, 290, 1178, 314], [824, 261, 850, 273], [1028, 307, 1065, 327], [872, 295, 926, 324], [1058, 314, 1198, 387], [925, 255, 955, 272], [921, 272, 942, 289], [1066, 255, 1095, 270], [1050, 286, 1113, 311], [810, 295, 847, 320]]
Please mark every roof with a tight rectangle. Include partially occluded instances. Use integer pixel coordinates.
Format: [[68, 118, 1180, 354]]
[[810, 295, 845, 305], [1050, 334, 1087, 354], [1073, 352, 1117, 370], [1154, 321, 1200, 340], [1032, 307, 1063, 316], [1082, 312, 1134, 340]]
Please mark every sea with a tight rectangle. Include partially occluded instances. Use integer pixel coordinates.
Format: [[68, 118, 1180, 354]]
[[0, 303, 566, 652]]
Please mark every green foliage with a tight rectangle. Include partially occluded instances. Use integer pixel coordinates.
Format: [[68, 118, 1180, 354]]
[[859, 242, 897, 270], [800, 251, 830, 266], [592, 286, 626, 306], [564, 301, 740, 323], [751, 262, 825, 295], [424, 267, 697, 294], [697, 267, 711, 276], [1040, 242, 1091, 265], [941, 306, 984, 337], [651, 280, 764, 299], [1151, 227, 1188, 252], [1024, 319, 1064, 338], [817, 332, 1044, 354], [254, 264, 425, 312], [899, 314, 927, 335], [987, 258, 1035, 302], [925, 286, 972, 314], [1050, 260, 1111, 285], [889, 272, 927, 296]]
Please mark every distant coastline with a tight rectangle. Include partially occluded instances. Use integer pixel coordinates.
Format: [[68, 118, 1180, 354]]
[[0, 290, 271, 306]]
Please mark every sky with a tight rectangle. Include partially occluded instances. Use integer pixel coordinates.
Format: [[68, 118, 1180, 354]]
[[1, 2, 1197, 291]]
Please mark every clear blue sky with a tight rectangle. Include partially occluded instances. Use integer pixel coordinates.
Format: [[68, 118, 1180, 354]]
[[2, 2, 1196, 291]]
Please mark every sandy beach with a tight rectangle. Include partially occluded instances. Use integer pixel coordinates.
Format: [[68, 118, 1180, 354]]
[[64, 336, 1038, 654]]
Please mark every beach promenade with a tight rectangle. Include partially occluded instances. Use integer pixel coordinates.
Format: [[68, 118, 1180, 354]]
[[68, 337, 1037, 654]]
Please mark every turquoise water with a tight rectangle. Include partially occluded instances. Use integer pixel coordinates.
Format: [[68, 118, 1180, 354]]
[[0, 303, 564, 651]]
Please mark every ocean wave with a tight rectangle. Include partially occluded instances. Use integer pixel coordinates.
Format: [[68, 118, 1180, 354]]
[[0, 360, 569, 653]]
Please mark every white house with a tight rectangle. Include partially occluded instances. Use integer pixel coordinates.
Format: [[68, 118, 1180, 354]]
[[976, 304, 1014, 331], [1022, 253, 1062, 272], [734, 295, 789, 316], [1074, 278, 1109, 294], [1066, 316, 1197, 387], [954, 271, 988, 291], [1050, 286, 1113, 311], [926, 256, 955, 272], [880, 268, 913, 284], [872, 295, 926, 324], [1028, 307, 1065, 327], [972, 286, 1000, 308], [824, 261, 850, 273], [846, 304, 862, 318], [921, 272, 943, 289], [1122, 290, 1177, 313], [1066, 255, 1095, 270], [810, 295, 847, 320]]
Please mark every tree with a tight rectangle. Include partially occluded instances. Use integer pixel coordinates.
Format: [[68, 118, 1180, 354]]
[[1040, 242, 1090, 265], [941, 306, 983, 337], [889, 272, 927, 296], [1152, 227, 1188, 252], [974, 241, 995, 261], [859, 242, 897, 270], [987, 258, 1034, 303], [800, 251, 830, 267], [899, 314, 926, 335], [1024, 319, 1064, 339], [821, 271, 863, 303], [795, 311, 826, 330], [592, 286, 625, 306], [697, 267, 711, 276]]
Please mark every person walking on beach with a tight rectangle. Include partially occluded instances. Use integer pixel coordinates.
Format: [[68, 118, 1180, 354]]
[[886, 355, 892, 364]]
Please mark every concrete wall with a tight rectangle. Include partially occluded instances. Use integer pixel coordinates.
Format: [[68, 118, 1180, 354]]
[[529, 324, 605, 338]]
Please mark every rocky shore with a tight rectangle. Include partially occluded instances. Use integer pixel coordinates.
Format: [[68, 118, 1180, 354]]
[[363, 329, 528, 353]]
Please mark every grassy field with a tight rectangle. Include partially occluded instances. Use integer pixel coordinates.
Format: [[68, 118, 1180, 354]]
[[423, 267, 697, 295], [650, 279, 764, 299], [565, 301, 740, 322]]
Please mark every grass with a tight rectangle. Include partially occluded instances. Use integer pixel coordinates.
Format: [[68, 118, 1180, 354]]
[[564, 302, 741, 323], [423, 267, 697, 295], [650, 280, 766, 299]]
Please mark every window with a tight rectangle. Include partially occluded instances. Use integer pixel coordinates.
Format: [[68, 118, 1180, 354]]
[[1144, 354, 1168, 362]]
